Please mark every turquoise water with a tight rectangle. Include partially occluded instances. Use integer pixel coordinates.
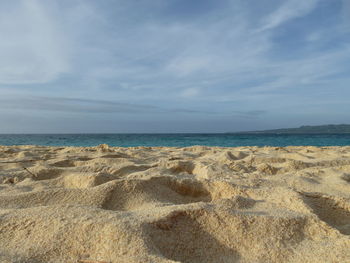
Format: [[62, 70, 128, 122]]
[[0, 134, 350, 147]]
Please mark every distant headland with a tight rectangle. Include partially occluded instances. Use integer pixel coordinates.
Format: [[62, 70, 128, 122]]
[[232, 124, 350, 134]]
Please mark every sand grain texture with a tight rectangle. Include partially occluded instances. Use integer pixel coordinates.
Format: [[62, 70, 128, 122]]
[[0, 145, 349, 262]]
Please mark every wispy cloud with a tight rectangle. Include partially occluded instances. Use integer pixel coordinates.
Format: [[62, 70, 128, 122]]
[[259, 0, 320, 31], [0, 0, 69, 84], [0, 0, 349, 132], [0, 96, 157, 113], [0, 95, 217, 115], [232, 110, 267, 119]]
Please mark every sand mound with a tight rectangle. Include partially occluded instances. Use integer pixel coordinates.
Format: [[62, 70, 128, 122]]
[[0, 145, 349, 262], [301, 192, 350, 235]]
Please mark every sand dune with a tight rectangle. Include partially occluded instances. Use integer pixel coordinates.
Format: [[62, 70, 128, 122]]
[[0, 145, 349, 262]]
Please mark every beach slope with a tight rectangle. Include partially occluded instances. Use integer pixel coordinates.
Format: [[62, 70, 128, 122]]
[[0, 145, 349, 262]]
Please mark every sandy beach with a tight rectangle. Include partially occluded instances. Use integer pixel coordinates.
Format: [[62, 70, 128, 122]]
[[0, 144, 349, 262]]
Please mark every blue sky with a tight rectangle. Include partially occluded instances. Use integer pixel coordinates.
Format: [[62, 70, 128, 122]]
[[0, 0, 349, 133]]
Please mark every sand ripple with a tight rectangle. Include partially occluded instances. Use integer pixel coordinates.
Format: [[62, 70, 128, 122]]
[[0, 145, 349, 262]]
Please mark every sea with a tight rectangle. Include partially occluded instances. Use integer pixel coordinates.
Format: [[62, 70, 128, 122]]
[[0, 134, 350, 147]]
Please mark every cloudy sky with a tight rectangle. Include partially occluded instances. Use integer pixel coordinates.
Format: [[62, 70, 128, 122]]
[[0, 0, 349, 133]]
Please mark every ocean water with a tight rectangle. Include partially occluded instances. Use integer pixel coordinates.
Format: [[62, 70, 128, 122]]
[[0, 134, 350, 147]]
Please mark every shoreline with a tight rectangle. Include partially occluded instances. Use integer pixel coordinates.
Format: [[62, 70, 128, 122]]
[[1, 134, 350, 148]]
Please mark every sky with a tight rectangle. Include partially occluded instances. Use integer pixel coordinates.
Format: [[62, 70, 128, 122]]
[[0, 0, 350, 133]]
